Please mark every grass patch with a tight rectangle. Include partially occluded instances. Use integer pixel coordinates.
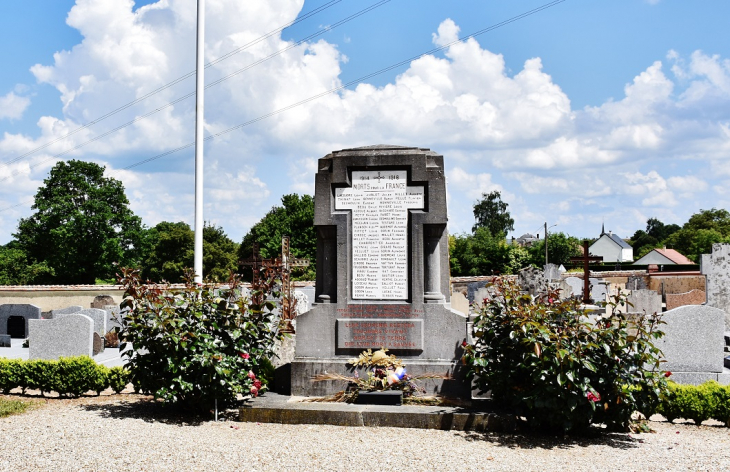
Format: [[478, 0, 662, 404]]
[[0, 397, 31, 418]]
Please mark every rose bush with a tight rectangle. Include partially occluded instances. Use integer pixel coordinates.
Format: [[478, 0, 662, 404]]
[[463, 278, 668, 432], [117, 267, 282, 411]]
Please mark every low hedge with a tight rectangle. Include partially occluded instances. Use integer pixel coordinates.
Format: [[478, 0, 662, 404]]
[[657, 381, 730, 426], [0, 357, 129, 397]]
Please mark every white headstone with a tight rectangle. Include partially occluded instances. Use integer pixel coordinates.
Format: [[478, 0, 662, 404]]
[[28, 314, 94, 360]]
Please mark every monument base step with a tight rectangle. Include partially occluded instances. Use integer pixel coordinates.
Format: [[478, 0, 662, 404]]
[[290, 358, 470, 398], [238, 392, 517, 432], [669, 371, 730, 386]]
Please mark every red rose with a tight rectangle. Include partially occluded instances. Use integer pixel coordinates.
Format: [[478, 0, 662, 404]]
[[587, 391, 601, 402], [240, 352, 250, 360], [250, 386, 259, 397], [461, 340, 468, 347], [254, 379, 262, 389], [665, 371, 672, 377], [248, 370, 256, 380]]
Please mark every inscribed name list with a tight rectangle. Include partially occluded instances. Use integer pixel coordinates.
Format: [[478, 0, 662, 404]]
[[335, 170, 424, 299]]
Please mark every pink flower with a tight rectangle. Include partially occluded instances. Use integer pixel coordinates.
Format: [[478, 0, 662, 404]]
[[253, 379, 262, 389], [250, 386, 259, 397], [587, 391, 601, 402], [239, 352, 250, 360], [248, 370, 256, 380], [665, 371, 672, 377]]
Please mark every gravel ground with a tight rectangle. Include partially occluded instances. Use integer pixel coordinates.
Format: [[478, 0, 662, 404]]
[[1, 392, 729, 472]]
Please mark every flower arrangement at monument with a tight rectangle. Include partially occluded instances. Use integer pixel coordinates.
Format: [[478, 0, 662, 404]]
[[311, 348, 450, 403]]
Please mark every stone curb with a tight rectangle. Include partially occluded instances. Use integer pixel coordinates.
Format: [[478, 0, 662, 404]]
[[238, 393, 516, 432]]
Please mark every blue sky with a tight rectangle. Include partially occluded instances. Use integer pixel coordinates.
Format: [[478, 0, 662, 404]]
[[1, 0, 730, 247]]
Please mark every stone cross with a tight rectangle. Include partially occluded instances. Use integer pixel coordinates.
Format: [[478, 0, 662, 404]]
[[334, 170, 424, 300]]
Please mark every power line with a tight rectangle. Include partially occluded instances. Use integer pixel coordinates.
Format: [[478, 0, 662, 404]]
[[0, 0, 344, 169], [0, 0, 392, 183], [129, 0, 567, 166], [0, 0, 566, 213]]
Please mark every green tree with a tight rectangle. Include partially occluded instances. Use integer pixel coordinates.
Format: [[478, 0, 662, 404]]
[[14, 160, 143, 284], [0, 243, 54, 285], [527, 232, 581, 267], [141, 221, 194, 282], [472, 191, 514, 236], [449, 228, 525, 276], [203, 224, 239, 282], [646, 217, 680, 241], [238, 194, 316, 280]]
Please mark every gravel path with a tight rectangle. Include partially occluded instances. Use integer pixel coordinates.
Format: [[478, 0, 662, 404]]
[[1, 393, 729, 471]]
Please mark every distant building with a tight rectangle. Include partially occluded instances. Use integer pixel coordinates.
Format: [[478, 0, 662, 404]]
[[513, 233, 539, 247], [633, 247, 694, 265], [588, 225, 633, 263]]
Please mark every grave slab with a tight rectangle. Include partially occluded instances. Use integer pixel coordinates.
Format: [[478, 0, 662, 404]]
[[28, 314, 94, 360], [702, 243, 730, 330]]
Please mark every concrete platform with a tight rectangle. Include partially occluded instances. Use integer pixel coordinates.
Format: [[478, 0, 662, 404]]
[[238, 392, 516, 432]]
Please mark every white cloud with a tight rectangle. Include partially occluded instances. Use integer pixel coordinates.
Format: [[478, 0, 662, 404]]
[[3, 6, 730, 244], [0, 92, 31, 120]]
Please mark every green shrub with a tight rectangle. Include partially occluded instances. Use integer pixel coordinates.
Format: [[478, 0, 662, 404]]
[[21, 359, 59, 396], [0, 358, 22, 394], [463, 278, 668, 433], [117, 267, 283, 411], [708, 382, 730, 426], [108, 366, 129, 394], [659, 381, 730, 426]]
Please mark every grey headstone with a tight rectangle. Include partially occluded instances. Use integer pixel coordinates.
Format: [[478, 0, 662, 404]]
[[293, 145, 468, 398], [93, 332, 104, 356], [701, 243, 730, 330], [90, 295, 116, 309], [518, 267, 547, 296], [591, 279, 608, 303], [0, 334, 10, 347], [466, 281, 487, 304], [56, 308, 107, 337], [564, 277, 583, 298], [626, 275, 647, 291], [103, 305, 123, 332], [544, 263, 560, 281], [293, 289, 311, 316], [658, 305, 725, 373], [50, 305, 83, 317], [0, 304, 42, 338], [28, 314, 94, 360], [627, 289, 662, 315]]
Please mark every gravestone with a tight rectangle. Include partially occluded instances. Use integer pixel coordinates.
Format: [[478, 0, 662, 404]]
[[292, 145, 468, 397], [103, 305, 123, 332], [544, 263, 561, 281], [626, 275, 647, 291], [518, 267, 547, 296], [90, 295, 116, 309], [50, 305, 83, 317], [627, 289, 662, 315], [0, 334, 10, 347], [0, 304, 41, 338], [666, 289, 706, 311], [92, 332, 105, 356], [701, 243, 730, 330], [450, 291, 469, 315], [564, 277, 605, 302], [657, 305, 728, 385], [55, 308, 107, 337], [28, 314, 94, 360]]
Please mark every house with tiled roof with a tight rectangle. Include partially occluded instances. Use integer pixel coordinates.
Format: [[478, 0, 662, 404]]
[[633, 247, 694, 265], [588, 225, 633, 263]]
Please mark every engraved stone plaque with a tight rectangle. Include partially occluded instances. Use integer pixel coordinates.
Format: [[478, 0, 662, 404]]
[[336, 318, 424, 350], [335, 170, 424, 300]]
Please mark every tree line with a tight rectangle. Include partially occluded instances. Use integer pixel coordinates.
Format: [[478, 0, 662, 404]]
[[1, 160, 726, 285], [0, 160, 313, 285]]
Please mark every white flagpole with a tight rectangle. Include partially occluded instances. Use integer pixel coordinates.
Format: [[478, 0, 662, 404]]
[[194, 0, 205, 284]]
